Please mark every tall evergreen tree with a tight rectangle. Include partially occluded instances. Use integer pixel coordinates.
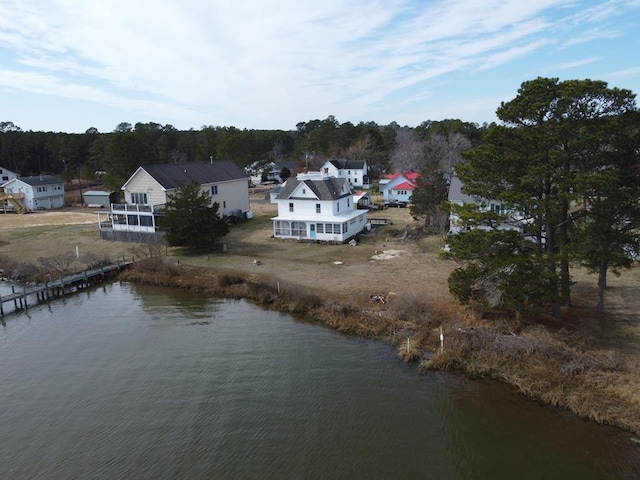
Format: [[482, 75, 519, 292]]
[[159, 182, 229, 250], [456, 77, 637, 316]]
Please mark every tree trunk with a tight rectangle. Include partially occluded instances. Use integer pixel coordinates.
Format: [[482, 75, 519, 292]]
[[559, 197, 572, 306], [596, 260, 608, 314]]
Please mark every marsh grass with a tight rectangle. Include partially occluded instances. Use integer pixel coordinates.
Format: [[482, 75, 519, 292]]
[[420, 321, 640, 431]]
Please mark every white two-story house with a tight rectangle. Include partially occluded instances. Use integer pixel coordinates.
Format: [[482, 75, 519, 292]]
[[321, 159, 370, 188], [271, 171, 368, 243], [97, 161, 250, 242], [1, 175, 65, 211]]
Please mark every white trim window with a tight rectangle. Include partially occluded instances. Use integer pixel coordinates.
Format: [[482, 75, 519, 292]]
[[131, 192, 148, 204]]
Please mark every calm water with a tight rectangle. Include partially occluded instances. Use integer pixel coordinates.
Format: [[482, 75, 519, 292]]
[[0, 282, 639, 479]]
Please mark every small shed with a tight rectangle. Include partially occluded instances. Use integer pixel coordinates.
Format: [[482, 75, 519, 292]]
[[353, 191, 371, 209], [83, 190, 118, 208]]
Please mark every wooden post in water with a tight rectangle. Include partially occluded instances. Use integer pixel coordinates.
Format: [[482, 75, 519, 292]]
[[12, 285, 18, 310], [440, 326, 444, 353]]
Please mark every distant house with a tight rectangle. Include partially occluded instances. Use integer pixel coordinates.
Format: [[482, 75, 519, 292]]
[[448, 175, 525, 235], [0, 166, 19, 185], [380, 171, 419, 206], [97, 161, 250, 242], [1, 175, 65, 211], [265, 160, 296, 183], [321, 159, 370, 188], [271, 171, 368, 242]]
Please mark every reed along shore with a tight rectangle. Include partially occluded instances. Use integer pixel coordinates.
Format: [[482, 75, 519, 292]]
[[121, 258, 640, 437]]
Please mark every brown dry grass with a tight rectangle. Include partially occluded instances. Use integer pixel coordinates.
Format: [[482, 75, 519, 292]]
[[2, 189, 640, 433]]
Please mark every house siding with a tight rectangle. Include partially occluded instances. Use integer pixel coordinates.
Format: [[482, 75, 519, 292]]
[[123, 170, 165, 206], [210, 179, 250, 216]]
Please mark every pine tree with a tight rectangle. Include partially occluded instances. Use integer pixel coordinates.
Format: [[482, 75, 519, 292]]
[[160, 182, 229, 250]]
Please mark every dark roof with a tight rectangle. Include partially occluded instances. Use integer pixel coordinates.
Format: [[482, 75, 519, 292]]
[[277, 177, 348, 201], [141, 161, 247, 189], [448, 175, 478, 203], [16, 175, 63, 186], [329, 159, 366, 170]]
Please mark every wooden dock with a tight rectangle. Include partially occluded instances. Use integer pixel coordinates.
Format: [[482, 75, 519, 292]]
[[0, 260, 134, 317]]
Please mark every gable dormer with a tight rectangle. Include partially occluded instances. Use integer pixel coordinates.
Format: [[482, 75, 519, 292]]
[[289, 181, 319, 199]]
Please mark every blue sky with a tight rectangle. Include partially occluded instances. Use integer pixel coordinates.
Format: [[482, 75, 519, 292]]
[[1, 0, 639, 133]]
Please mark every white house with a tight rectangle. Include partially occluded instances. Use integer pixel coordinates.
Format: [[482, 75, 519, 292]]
[[97, 161, 250, 242], [0, 166, 19, 185], [264, 160, 296, 183], [380, 171, 419, 206], [321, 159, 370, 188], [448, 175, 525, 235], [271, 171, 368, 242], [1, 175, 65, 211]]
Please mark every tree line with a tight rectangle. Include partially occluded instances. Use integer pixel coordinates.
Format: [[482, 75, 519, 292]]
[[0, 118, 485, 191]]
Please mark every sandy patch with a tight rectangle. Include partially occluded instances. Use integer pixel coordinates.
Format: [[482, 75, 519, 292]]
[[371, 249, 405, 260]]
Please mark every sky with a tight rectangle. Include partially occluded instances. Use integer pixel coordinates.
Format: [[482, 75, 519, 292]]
[[1, 0, 639, 134]]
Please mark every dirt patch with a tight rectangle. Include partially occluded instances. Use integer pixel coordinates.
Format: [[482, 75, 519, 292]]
[[0, 207, 98, 229]]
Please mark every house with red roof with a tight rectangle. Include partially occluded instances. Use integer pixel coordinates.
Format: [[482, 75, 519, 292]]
[[380, 171, 419, 207]]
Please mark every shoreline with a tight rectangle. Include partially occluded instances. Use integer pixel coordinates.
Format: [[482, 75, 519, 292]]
[[121, 258, 640, 437]]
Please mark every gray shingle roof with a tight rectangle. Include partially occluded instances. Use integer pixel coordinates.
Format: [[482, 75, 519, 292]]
[[16, 175, 63, 186], [329, 159, 366, 170], [448, 175, 479, 203], [142, 161, 247, 189], [277, 177, 348, 201]]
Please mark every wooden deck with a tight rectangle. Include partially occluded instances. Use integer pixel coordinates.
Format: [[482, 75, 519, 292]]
[[0, 260, 134, 316]]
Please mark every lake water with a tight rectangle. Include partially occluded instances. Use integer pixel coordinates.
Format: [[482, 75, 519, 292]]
[[0, 282, 639, 479]]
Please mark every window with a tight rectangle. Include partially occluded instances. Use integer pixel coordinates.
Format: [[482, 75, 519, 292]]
[[347, 199, 350, 208], [291, 221, 307, 237], [275, 221, 291, 236], [127, 215, 139, 225], [316, 223, 324, 234], [342, 223, 348, 233], [491, 203, 505, 214], [223, 201, 226, 209], [303, 189, 306, 194], [211, 185, 218, 195], [140, 216, 154, 227], [334, 224, 340, 234], [131, 192, 147, 204], [289, 202, 294, 212], [337, 202, 340, 212], [316, 203, 321, 214], [325, 223, 333, 234]]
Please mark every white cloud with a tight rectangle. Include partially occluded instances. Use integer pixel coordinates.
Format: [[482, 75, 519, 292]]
[[0, 0, 638, 131]]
